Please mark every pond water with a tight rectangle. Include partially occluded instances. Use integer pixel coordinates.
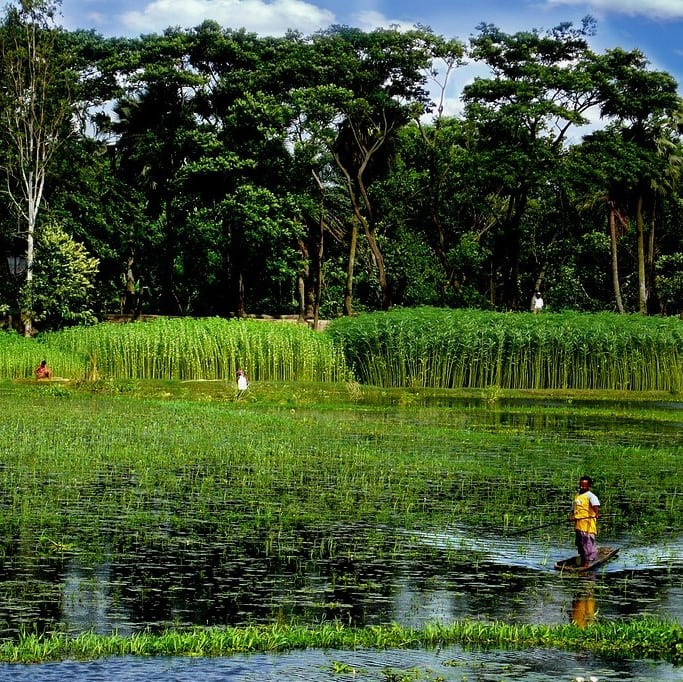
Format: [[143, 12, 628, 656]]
[[3, 522, 680, 639], [0, 396, 681, 679], [2, 646, 682, 681]]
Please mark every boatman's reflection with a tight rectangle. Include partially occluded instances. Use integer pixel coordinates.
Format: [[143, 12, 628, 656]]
[[571, 581, 596, 628]]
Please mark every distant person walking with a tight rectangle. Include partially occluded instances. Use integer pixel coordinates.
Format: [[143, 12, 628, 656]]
[[35, 360, 52, 380], [569, 476, 601, 568], [532, 291, 544, 314], [236, 368, 249, 394]]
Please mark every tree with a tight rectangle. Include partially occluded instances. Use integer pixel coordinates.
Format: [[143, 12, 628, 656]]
[[25, 221, 99, 329], [463, 18, 602, 309], [290, 27, 461, 313], [108, 29, 201, 314], [0, 0, 74, 335], [594, 48, 682, 314], [570, 128, 642, 312]]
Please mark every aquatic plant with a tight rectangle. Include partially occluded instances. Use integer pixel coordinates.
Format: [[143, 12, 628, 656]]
[[0, 382, 680, 557], [327, 308, 683, 391], [0, 382, 680, 649], [0, 618, 680, 663]]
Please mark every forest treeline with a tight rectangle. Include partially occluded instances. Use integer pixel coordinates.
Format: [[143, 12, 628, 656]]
[[0, 2, 682, 333]]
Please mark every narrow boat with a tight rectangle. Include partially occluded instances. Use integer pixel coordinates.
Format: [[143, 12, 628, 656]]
[[554, 546, 619, 573]]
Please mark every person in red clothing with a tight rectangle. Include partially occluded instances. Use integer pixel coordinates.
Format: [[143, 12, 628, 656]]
[[35, 360, 52, 379]]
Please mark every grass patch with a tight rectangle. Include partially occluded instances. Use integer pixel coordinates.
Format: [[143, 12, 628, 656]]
[[0, 618, 680, 663], [0, 380, 680, 556]]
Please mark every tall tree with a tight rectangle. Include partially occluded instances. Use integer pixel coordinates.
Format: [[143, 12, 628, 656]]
[[595, 48, 681, 314], [463, 18, 602, 309], [570, 128, 643, 313], [0, 0, 74, 334], [292, 26, 461, 312]]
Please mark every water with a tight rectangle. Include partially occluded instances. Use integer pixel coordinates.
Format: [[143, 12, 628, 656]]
[[0, 397, 681, 679], [12, 528, 676, 636], [401, 527, 683, 626], [2, 647, 681, 681]]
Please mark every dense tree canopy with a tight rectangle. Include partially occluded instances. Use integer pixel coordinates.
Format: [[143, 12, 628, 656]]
[[0, 3, 681, 331]]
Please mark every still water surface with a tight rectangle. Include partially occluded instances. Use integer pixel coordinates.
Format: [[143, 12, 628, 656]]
[[2, 646, 682, 681]]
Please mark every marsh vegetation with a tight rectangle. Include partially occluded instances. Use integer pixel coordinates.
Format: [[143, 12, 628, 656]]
[[0, 312, 681, 676]]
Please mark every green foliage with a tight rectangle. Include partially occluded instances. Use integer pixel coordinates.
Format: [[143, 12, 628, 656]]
[[328, 307, 683, 391], [0, 330, 81, 378], [23, 222, 99, 330], [41, 316, 350, 381], [656, 253, 683, 313], [0, 21, 681, 321], [0, 617, 679, 663]]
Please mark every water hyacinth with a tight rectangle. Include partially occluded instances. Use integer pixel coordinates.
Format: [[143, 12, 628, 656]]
[[0, 618, 680, 663]]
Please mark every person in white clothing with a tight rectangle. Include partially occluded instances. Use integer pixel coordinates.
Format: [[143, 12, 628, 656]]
[[236, 368, 249, 393], [532, 291, 544, 314]]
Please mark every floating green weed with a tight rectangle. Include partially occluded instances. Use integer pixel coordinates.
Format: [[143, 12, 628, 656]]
[[0, 618, 680, 664]]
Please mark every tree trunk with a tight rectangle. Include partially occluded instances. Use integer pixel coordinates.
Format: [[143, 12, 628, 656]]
[[23, 221, 34, 337], [237, 270, 246, 317], [608, 208, 625, 314], [308, 173, 327, 331], [363, 223, 389, 309], [646, 210, 659, 314], [334, 137, 390, 311], [296, 272, 306, 322], [636, 194, 647, 315], [344, 218, 358, 316], [296, 235, 309, 323], [312, 213, 324, 331]]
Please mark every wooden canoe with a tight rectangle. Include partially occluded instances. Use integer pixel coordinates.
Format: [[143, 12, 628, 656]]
[[554, 546, 619, 573]]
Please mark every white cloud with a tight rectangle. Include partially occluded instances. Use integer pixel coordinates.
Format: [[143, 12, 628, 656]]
[[121, 0, 335, 35], [545, 0, 683, 20], [352, 10, 417, 32]]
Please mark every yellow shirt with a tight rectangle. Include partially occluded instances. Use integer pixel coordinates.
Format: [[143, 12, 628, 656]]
[[573, 491, 599, 535]]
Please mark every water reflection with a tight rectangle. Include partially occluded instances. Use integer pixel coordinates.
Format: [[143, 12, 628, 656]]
[[571, 578, 596, 628], [0, 517, 680, 640], [9, 528, 662, 637]]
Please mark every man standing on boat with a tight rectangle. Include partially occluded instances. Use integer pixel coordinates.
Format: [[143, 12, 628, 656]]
[[569, 476, 601, 568]]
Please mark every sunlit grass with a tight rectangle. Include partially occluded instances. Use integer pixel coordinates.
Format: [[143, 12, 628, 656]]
[[0, 317, 350, 382], [0, 617, 680, 663], [328, 308, 683, 391]]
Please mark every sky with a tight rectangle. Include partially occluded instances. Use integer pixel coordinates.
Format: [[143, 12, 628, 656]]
[[59, 0, 683, 112]]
